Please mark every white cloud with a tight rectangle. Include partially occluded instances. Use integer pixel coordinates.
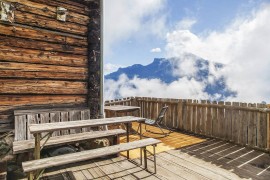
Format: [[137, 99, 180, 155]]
[[165, 3, 270, 103], [150, 48, 162, 53], [105, 74, 210, 100], [176, 18, 197, 30], [104, 63, 123, 75], [104, 0, 167, 54]]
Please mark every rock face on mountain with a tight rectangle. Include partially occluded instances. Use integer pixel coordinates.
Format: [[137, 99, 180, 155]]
[[105, 57, 237, 100]]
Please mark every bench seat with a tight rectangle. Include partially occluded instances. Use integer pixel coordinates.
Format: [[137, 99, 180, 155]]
[[22, 138, 161, 173], [13, 129, 126, 154]]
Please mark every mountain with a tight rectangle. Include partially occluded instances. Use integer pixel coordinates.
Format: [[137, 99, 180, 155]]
[[105, 57, 237, 100]]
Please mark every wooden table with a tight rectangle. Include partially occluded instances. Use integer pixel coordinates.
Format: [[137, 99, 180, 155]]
[[29, 116, 146, 165], [104, 105, 140, 117]]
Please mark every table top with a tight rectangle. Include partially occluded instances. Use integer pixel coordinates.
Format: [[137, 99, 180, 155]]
[[104, 105, 140, 112], [29, 116, 145, 134]]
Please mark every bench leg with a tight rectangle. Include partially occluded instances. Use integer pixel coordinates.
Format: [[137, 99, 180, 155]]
[[113, 135, 120, 157], [153, 145, 157, 174], [28, 172, 34, 180], [31, 133, 41, 180], [143, 147, 147, 170], [126, 123, 130, 159]]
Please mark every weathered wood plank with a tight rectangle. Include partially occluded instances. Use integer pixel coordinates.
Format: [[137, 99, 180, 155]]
[[50, 112, 61, 137], [13, 129, 126, 154], [0, 35, 88, 55], [29, 116, 145, 134], [69, 110, 82, 134], [248, 103, 257, 147], [201, 100, 207, 135], [0, 79, 87, 95], [15, 11, 88, 36], [206, 100, 212, 136], [0, 95, 87, 107], [29, 0, 91, 16], [225, 102, 232, 140], [9, 0, 90, 25], [14, 107, 89, 116], [0, 24, 87, 46], [60, 112, 69, 135], [257, 104, 267, 149], [22, 138, 161, 173], [14, 115, 27, 141], [81, 109, 91, 132], [196, 100, 202, 134], [217, 101, 224, 139], [232, 102, 240, 143], [241, 103, 248, 145], [177, 99, 183, 130], [0, 45, 88, 67], [0, 62, 88, 80], [212, 101, 218, 137], [26, 114, 38, 140]]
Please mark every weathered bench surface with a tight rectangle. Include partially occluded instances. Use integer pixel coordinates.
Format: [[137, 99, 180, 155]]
[[13, 129, 126, 154], [29, 116, 145, 134], [22, 138, 161, 173]]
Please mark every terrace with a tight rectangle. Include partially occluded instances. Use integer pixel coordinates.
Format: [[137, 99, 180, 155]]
[[13, 97, 269, 180], [0, 0, 270, 179]]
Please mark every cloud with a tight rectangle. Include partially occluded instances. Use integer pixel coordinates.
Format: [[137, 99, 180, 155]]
[[165, 3, 270, 103], [104, 74, 210, 100], [150, 48, 162, 53], [104, 63, 123, 75], [104, 0, 167, 54], [176, 18, 197, 30]]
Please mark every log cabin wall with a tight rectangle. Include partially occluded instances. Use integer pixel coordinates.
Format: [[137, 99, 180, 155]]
[[0, 0, 101, 133]]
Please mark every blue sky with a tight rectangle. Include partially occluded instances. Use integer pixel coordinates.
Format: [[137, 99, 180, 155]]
[[104, 0, 270, 102], [104, 0, 265, 69]]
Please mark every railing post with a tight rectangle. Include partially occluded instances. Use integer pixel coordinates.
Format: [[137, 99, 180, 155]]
[[268, 111, 270, 150]]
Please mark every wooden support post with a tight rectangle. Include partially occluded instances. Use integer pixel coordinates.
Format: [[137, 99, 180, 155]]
[[143, 147, 148, 170], [153, 145, 157, 174], [140, 122, 143, 165], [113, 135, 120, 157], [268, 112, 270, 149], [34, 133, 41, 160], [126, 123, 130, 159], [33, 133, 41, 179]]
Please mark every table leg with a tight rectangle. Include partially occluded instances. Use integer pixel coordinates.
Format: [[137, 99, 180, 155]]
[[143, 147, 147, 170], [126, 123, 130, 159], [33, 133, 41, 179], [34, 133, 41, 160]]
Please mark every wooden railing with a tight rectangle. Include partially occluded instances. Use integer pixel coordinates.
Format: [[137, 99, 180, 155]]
[[105, 97, 270, 152]]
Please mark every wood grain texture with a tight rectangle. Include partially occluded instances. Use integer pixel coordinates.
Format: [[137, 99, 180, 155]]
[[0, 35, 88, 55], [0, 24, 87, 46], [0, 79, 87, 94], [15, 11, 88, 35], [9, 0, 90, 25], [22, 138, 161, 173], [0, 45, 88, 67], [0, 62, 88, 80], [29, 116, 145, 134], [0, 95, 87, 106], [13, 129, 126, 154]]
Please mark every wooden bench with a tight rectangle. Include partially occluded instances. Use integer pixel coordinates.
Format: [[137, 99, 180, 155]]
[[22, 138, 161, 178], [13, 108, 126, 154], [15, 113, 148, 180], [13, 129, 126, 154]]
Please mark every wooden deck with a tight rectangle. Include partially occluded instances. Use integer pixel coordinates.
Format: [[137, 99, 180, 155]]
[[28, 123, 270, 180]]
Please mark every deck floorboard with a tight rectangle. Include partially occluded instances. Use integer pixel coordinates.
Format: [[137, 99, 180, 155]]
[[37, 123, 270, 180]]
